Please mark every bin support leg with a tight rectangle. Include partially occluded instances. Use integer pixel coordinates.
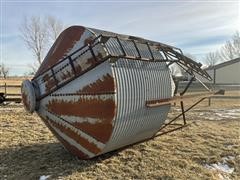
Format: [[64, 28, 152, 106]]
[[208, 97, 211, 106], [180, 101, 186, 125]]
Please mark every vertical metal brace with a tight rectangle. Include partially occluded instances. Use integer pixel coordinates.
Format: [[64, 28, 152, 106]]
[[50, 68, 59, 88], [4, 83, 7, 95], [115, 36, 126, 56], [157, 45, 169, 60], [158, 97, 206, 133], [146, 42, 154, 61], [88, 44, 97, 62], [132, 40, 141, 59], [180, 101, 186, 125], [180, 76, 195, 96], [100, 35, 110, 56], [208, 97, 211, 106], [166, 61, 176, 67], [68, 56, 76, 75]]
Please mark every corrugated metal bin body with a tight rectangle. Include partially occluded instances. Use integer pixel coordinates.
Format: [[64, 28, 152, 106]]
[[22, 26, 175, 159], [103, 59, 172, 153]]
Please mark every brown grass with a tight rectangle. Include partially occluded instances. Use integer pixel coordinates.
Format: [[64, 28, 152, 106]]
[[0, 92, 239, 179]]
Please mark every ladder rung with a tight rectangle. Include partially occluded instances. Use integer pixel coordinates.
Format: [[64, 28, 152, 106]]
[[115, 36, 126, 56], [88, 44, 97, 62], [68, 56, 76, 75], [146, 42, 154, 60], [132, 40, 141, 58], [51, 68, 58, 87]]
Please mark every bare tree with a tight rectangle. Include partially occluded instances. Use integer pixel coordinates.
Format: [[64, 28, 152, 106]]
[[47, 15, 64, 42], [0, 63, 10, 79], [204, 52, 219, 66], [20, 15, 64, 73], [28, 62, 39, 74], [232, 31, 240, 57], [220, 40, 235, 61], [219, 31, 240, 61], [204, 31, 240, 64], [185, 53, 197, 61], [20, 16, 49, 66]]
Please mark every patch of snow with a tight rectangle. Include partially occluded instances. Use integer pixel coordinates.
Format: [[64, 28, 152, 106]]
[[39, 175, 50, 180], [198, 108, 240, 120], [226, 144, 234, 149], [0, 107, 22, 112], [205, 162, 234, 174], [174, 108, 182, 112]]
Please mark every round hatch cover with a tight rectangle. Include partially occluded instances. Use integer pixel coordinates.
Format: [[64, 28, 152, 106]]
[[21, 80, 36, 113]]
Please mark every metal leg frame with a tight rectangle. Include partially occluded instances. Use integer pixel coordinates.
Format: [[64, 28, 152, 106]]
[[154, 97, 207, 137]]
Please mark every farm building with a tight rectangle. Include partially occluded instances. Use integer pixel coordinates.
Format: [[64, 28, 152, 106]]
[[196, 57, 240, 84]]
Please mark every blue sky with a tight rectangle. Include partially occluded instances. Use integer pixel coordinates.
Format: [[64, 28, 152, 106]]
[[1, 0, 239, 76]]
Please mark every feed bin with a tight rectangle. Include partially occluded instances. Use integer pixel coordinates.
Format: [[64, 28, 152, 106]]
[[21, 26, 211, 159]]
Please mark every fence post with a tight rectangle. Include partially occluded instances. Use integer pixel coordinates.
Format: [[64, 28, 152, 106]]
[[208, 97, 211, 106], [4, 83, 7, 95]]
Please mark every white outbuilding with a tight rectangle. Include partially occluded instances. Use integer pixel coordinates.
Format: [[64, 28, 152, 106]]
[[196, 58, 240, 84]]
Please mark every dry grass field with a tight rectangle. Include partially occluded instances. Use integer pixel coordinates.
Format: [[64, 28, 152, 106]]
[[0, 90, 239, 180]]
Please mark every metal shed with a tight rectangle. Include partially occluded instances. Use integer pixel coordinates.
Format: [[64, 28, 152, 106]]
[[195, 58, 240, 84]]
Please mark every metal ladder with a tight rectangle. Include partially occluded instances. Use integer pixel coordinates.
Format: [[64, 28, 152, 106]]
[[33, 34, 212, 100]]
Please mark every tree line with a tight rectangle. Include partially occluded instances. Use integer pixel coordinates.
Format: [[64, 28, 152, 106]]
[[1, 15, 239, 78], [1, 15, 64, 78], [19, 15, 238, 70], [20, 15, 64, 73], [0, 64, 9, 79], [204, 31, 240, 66]]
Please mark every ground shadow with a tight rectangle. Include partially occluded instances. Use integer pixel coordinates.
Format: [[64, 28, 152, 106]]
[[0, 142, 120, 179]]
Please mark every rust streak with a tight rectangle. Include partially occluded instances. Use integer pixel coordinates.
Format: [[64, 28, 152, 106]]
[[86, 56, 97, 66], [42, 51, 106, 95], [50, 120, 102, 154], [84, 36, 94, 45], [86, 52, 103, 64], [47, 98, 115, 120], [40, 116, 89, 159], [45, 78, 56, 92], [22, 92, 30, 111], [73, 122, 113, 143], [35, 26, 86, 77], [74, 64, 82, 75], [73, 53, 103, 76], [146, 98, 171, 105], [77, 74, 115, 94], [47, 97, 115, 143], [60, 70, 73, 81], [42, 73, 50, 82]]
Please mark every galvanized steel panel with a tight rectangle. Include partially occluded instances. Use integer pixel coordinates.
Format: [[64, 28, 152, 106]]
[[21, 25, 180, 159], [103, 58, 172, 153]]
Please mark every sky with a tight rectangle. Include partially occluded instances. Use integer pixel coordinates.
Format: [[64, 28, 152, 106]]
[[1, 0, 240, 76]]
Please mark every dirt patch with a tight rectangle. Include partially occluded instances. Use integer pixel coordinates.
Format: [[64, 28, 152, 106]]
[[0, 93, 239, 179]]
